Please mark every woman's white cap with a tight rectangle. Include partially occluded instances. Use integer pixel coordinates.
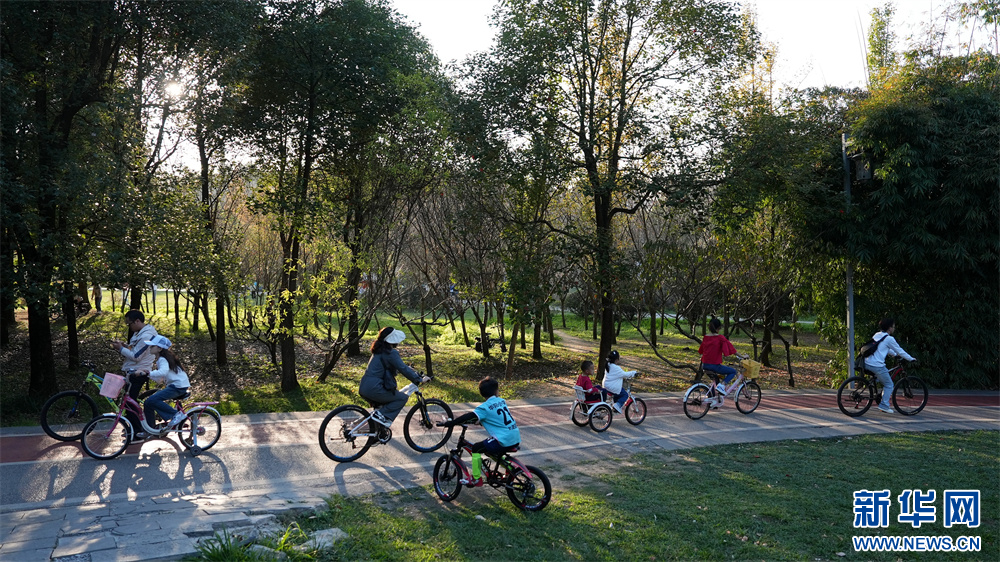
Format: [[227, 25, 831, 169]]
[[385, 329, 406, 344], [144, 335, 172, 349]]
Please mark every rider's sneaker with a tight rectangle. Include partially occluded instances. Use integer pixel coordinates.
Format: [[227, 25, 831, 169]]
[[877, 405, 895, 414], [168, 411, 186, 427], [716, 384, 728, 396], [613, 403, 623, 414], [371, 410, 392, 427], [461, 477, 484, 487], [133, 431, 149, 440]]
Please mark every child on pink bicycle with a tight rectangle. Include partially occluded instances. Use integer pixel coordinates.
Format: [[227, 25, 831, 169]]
[[699, 318, 741, 403], [441, 377, 520, 487]]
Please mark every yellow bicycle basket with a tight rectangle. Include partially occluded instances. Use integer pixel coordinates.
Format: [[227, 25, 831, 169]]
[[740, 358, 761, 379]]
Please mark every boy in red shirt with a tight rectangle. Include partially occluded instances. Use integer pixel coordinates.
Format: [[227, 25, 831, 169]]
[[698, 318, 740, 398], [575, 360, 604, 402]]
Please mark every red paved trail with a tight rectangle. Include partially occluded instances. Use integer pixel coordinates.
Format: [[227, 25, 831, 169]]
[[2, 391, 997, 465]]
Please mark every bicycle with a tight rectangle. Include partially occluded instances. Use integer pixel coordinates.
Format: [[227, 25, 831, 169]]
[[80, 374, 222, 459], [432, 423, 551, 511], [39, 361, 152, 441], [683, 358, 762, 420], [318, 376, 453, 462], [837, 360, 927, 416], [570, 377, 647, 432]]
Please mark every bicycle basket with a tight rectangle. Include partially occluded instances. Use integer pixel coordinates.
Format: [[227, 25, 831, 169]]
[[740, 359, 761, 379], [99, 372, 126, 398]]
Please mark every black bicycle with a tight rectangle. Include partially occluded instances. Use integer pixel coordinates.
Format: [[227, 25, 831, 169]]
[[39, 361, 152, 441], [318, 376, 453, 462], [432, 423, 551, 511], [837, 361, 927, 416]]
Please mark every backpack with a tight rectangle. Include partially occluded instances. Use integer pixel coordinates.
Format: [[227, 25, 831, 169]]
[[855, 334, 889, 368]]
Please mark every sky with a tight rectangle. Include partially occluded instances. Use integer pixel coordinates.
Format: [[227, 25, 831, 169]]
[[391, 0, 942, 90]]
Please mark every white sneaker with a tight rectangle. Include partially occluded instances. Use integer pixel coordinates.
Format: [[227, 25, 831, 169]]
[[168, 411, 186, 427], [613, 403, 623, 414], [371, 410, 392, 426], [716, 384, 728, 396], [877, 405, 894, 414]]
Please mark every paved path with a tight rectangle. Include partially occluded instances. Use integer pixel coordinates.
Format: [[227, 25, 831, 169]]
[[1, 390, 997, 561]]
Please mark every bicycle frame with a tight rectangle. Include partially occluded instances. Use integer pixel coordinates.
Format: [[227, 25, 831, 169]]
[[446, 425, 534, 484], [572, 378, 639, 415], [344, 382, 425, 442], [100, 382, 218, 443], [79, 365, 119, 410], [688, 369, 746, 405]]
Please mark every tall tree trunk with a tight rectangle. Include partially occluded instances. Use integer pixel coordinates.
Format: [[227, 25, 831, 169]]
[[174, 290, 181, 326], [760, 300, 775, 367], [504, 323, 520, 378], [130, 283, 142, 311], [791, 293, 799, 346], [63, 286, 79, 370], [216, 295, 227, 366], [199, 293, 215, 341], [546, 306, 555, 345], [422, 322, 433, 377], [649, 305, 657, 347], [27, 299, 57, 396], [279, 236, 301, 392], [532, 316, 542, 359], [1, 232, 15, 347], [458, 303, 470, 347]]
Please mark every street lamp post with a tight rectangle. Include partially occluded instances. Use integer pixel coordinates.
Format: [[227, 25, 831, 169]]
[[842, 133, 856, 378]]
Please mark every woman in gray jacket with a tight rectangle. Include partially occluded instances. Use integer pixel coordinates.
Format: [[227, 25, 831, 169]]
[[359, 327, 429, 427]]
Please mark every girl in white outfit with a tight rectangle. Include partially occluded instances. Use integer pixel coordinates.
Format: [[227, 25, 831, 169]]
[[602, 350, 636, 413], [139, 335, 190, 428]]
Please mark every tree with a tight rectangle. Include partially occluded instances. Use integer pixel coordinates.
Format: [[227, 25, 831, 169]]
[[242, 0, 445, 390], [476, 0, 757, 373], [1, 1, 126, 395], [845, 51, 999, 388], [866, 3, 897, 89]]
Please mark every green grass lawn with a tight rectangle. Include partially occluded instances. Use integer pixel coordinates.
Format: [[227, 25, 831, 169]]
[[193, 430, 998, 561]]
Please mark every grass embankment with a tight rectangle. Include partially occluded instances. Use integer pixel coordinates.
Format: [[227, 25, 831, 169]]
[[192, 430, 998, 561], [1, 302, 834, 427]]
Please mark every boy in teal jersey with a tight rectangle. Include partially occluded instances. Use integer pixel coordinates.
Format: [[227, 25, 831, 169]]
[[442, 377, 520, 487]]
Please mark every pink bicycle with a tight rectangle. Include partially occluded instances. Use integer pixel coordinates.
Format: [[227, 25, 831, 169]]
[[80, 374, 221, 459]]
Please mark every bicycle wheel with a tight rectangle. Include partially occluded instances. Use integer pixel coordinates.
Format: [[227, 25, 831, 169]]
[[571, 402, 590, 426], [683, 384, 711, 420], [624, 397, 647, 425], [318, 405, 374, 462], [81, 414, 131, 460], [403, 399, 453, 453], [837, 376, 874, 417], [892, 376, 928, 416], [178, 408, 222, 453], [432, 455, 464, 502], [735, 381, 762, 414], [506, 464, 551, 511], [40, 390, 100, 441], [588, 404, 613, 432]]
